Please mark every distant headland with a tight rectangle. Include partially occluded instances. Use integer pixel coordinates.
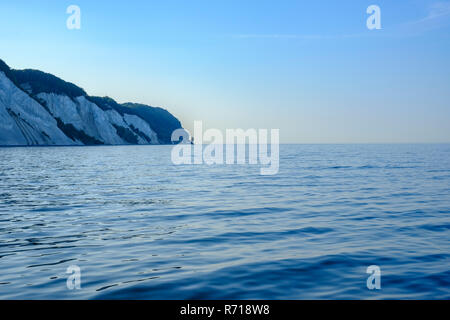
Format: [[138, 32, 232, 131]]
[[0, 59, 183, 146]]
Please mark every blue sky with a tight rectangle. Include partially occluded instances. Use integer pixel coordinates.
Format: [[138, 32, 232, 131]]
[[0, 0, 449, 143]]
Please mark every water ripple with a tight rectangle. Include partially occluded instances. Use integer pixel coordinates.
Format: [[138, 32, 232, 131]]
[[0, 144, 449, 299]]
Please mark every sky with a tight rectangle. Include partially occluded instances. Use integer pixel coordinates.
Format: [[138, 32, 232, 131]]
[[0, 0, 449, 143]]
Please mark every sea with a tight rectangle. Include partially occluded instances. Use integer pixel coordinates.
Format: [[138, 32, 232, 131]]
[[0, 144, 449, 299]]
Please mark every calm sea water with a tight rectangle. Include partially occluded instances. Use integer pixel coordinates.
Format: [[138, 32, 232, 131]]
[[0, 144, 449, 299]]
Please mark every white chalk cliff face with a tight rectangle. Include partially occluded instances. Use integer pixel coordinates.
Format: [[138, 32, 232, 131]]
[[0, 60, 174, 146], [37, 93, 158, 145], [122, 113, 159, 144], [0, 72, 75, 146]]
